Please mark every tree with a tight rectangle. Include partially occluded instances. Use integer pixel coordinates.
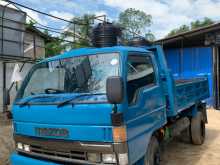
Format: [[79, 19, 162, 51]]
[[145, 30, 156, 42], [191, 17, 214, 30], [25, 20, 36, 29], [44, 30, 64, 57], [63, 14, 95, 48], [118, 8, 152, 40], [44, 14, 96, 57], [45, 39, 64, 57], [167, 17, 215, 37], [167, 25, 190, 37]]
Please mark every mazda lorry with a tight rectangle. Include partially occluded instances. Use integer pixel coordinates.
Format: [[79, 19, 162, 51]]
[[10, 45, 209, 165]]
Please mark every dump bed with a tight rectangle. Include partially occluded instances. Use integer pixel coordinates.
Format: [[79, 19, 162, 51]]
[[174, 78, 209, 113], [146, 45, 210, 117]]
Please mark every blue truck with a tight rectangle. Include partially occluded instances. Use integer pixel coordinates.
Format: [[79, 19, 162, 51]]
[[9, 43, 209, 165]]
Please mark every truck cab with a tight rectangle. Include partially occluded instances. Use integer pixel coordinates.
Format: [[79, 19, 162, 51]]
[[10, 45, 209, 165]]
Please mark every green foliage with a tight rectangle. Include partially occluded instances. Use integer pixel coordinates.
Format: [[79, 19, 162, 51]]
[[145, 30, 156, 42], [191, 17, 214, 30], [63, 14, 95, 48], [44, 10, 155, 56], [45, 40, 64, 57], [167, 25, 190, 37], [167, 17, 215, 37], [25, 19, 36, 28], [44, 14, 96, 57], [118, 8, 152, 40], [44, 30, 64, 57]]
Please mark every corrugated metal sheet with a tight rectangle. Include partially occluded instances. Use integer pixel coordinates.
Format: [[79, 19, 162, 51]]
[[165, 47, 213, 105], [0, 5, 26, 57]]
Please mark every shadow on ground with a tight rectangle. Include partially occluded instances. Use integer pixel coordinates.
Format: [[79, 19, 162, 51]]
[[161, 111, 220, 165]]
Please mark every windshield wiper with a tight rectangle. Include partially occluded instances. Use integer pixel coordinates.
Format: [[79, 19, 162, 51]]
[[57, 93, 102, 108], [18, 95, 56, 107]]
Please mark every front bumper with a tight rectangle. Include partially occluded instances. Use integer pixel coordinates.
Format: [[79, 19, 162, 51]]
[[11, 153, 59, 165], [13, 134, 128, 165]]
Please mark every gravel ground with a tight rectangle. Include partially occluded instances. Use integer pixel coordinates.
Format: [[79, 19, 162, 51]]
[[0, 123, 14, 165], [161, 109, 220, 165], [1, 109, 220, 165]]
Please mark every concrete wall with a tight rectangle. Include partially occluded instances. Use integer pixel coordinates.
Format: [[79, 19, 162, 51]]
[[0, 31, 46, 112], [24, 32, 45, 59], [0, 6, 45, 113], [0, 62, 33, 112]]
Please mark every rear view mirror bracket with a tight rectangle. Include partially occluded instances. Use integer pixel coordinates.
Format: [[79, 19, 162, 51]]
[[106, 76, 124, 113]]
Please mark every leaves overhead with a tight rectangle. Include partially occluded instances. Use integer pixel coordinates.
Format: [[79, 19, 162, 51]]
[[43, 8, 156, 57], [44, 14, 96, 57], [191, 17, 214, 30], [167, 17, 215, 37], [118, 8, 153, 40], [64, 14, 95, 48], [145, 30, 156, 42], [44, 29, 64, 57]]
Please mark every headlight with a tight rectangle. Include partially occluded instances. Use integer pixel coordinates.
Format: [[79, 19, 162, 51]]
[[87, 153, 101, 163], [17, 142, 23, 150], [102, 154, 117, 164], [24, 144, 31, 152], [16, 142, 31, 152], [118, 153, 128, 165]]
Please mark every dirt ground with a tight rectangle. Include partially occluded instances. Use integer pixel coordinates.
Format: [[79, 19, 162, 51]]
[[161, 109, 220, 165], [0, 123, 13, 165], [1, 109, 220, 165]]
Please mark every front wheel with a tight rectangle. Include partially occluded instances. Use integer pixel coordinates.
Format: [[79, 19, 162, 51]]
[[144, 136, 160, 165], [191, 112, 206, 145]]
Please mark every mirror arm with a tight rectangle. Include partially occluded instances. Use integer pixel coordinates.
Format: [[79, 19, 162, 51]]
[[112, 104, 117, 113]]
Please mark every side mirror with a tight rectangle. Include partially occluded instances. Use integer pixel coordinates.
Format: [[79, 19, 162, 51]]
[[4, 89, 10, 105], [106, 76, 124, 104]]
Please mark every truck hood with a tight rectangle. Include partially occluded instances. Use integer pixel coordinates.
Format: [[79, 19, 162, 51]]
[[12, 103, 114, 142]]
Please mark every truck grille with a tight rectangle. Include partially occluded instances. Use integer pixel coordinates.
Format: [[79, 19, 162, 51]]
[[14, 135, 114, 164], [30, 145, 87, 161]]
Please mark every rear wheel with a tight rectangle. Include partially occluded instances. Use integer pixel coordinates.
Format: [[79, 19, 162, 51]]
[[191, 112, 205, 145], [144, 136, 160, 165]]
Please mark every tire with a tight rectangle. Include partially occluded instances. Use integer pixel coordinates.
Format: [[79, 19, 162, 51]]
[[144, 136, 160, 165], [191, 111, 205, 145]]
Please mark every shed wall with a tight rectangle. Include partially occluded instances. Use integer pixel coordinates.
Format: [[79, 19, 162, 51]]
[[0, 62, 33, 112], [0, 5, 26, 57]]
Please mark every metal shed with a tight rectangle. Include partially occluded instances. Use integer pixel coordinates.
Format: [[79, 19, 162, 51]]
[[0, 4, 49, 116], [156, 23, 220, 109]]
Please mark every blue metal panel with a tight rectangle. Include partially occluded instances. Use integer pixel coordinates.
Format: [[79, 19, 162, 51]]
[[164, 49, 180, 78], [148, 45, 177, 116], [11, 153, 60, 165], [43, 46, 151, 63], [175, 78, 209, 111], [12, 104, 114, 142], [123, 50, 167, 164], [165, 47, 213, 105], [14, 121, 113, 142]]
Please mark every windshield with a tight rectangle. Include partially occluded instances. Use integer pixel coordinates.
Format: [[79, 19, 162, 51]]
[[16, 53, 120, 103]]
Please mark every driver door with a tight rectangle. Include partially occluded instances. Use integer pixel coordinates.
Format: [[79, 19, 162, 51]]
[[125, 52, 166, 163]]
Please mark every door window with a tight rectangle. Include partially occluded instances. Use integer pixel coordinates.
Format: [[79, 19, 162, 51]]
[[127, 55, 156, 104]]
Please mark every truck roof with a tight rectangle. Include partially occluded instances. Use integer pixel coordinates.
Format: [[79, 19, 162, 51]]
[[43, 46, 151, 62]]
